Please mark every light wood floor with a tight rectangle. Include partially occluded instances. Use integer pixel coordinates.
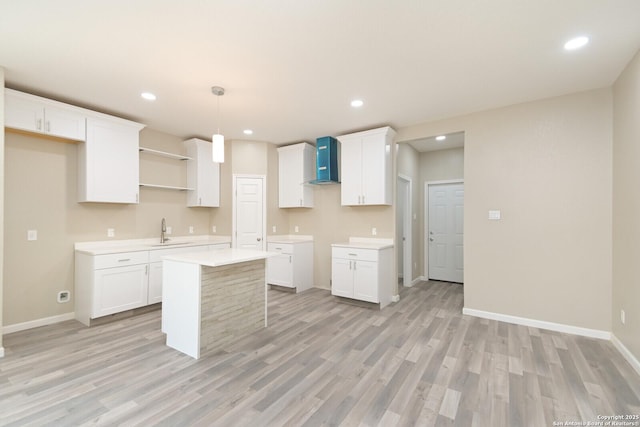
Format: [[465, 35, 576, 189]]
[[1, 281, 639, 426]]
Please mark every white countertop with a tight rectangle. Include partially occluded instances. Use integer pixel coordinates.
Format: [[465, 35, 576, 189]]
[[267, 234, 313, 244], [75, 235, 232, 255], [331, 237, 394, 250], [163, 248, 273, 267]]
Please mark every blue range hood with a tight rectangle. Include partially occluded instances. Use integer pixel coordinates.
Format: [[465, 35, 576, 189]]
[[310, 136, 340, 184]]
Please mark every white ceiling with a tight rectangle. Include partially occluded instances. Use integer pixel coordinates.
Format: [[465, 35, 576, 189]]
[[1, 1, 639, 146]]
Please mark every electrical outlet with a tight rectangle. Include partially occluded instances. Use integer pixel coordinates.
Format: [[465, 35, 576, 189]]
[[189, 226, 194, 234], [212, 225, 217, 233], [372, 227, 377, 236], [294, 226, 299, 233], [272, 226, 276, 233], [57, 290, 71, 303], [621, 309, 626, 325], [27, 230, 38, 241], [107, 228, 115, 238], [166, 226, 172, 235]]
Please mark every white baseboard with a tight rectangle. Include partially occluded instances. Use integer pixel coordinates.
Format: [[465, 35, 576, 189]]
[[3, 312, 76, 335], [391, 294, 400, 302], [612, 334, 640, 376], [462, 307, 611, 340]]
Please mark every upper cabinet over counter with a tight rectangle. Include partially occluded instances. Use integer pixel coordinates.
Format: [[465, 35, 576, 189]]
[[4, 89, 146, 204], [338, 126, 395, 206], [277, 142, 315, 208], [5, 88, 87, 141]]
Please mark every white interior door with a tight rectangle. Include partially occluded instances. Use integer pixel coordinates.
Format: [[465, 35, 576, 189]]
[[428, 182, 464, 283], [234, 176, 265, 250]]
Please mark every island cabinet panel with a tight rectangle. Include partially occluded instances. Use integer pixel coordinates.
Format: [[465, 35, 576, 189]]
[[162, 249, 270, 359], [200, 260, 266, 355]]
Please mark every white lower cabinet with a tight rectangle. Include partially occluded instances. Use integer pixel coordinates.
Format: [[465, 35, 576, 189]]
[[331, 245, 394, 307], [75, 242, 231, 325], [76, 251, 150, 325], [267, 240, 313, 292], [94, 263, 149, 318]]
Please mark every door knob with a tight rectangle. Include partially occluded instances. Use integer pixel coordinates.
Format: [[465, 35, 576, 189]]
[[429, 237, 434, 242], [257, 237, 262, 241]]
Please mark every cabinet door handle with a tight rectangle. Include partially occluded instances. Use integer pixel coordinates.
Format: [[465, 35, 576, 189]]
[[45, 121, 51, 133], [289, 255, 292, 263], [353, 261, 357, 271], [145, 265, 149, 275], [118, 258, 131, 262], [37, 118, 42, 131], [199, 197, 202, 205], [348, 253, 358, 256]]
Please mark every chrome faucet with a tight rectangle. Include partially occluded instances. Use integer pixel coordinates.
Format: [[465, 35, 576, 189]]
[[161, 218, 169, 244]]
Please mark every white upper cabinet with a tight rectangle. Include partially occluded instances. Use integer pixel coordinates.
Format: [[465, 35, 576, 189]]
[[78, 116, 145, 203], [278, 142, 315, 208], [5, 88, 86, 141], [184, 138, 220, 207], [338, 126, 395, 206]]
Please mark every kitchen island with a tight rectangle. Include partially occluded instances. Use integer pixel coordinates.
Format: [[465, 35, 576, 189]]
[[162, 248, 272, 359]]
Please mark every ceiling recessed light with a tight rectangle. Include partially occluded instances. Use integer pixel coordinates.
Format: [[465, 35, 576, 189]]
[[564, 36, 589, 51], [350, 99, 364, 108], [243, 129, 253, 135], [435, 135, 446, 141], [141, 92, 156, 101]]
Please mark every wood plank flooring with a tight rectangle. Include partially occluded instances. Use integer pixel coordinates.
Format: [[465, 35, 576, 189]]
[[1, 281, 639, 426]]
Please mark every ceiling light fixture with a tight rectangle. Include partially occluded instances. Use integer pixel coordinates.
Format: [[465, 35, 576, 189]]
[[351, 99, 364, 108], [564, 36, 589, 51], [243, 129, 253, 135], [141, 92, 156, 101], [211, 86, 225, 163], [436, 135, 446, 141]]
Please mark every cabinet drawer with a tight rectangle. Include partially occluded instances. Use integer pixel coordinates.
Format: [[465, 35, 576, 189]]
[[94, 251, 149, 269], [332, 247, 379, 262], [268, 243, 293, 254]]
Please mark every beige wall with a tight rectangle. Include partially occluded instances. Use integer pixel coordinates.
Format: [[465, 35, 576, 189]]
[[1, 68, 5, 352], [3, 128, 211, 326], [613, 49, 640, 360], [398, 88, 613, 332]]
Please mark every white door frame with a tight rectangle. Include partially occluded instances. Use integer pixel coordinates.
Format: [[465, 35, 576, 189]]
[[398, 174, 413, 287], [424, 179, 464, 280], [232, 174, 267, 250]]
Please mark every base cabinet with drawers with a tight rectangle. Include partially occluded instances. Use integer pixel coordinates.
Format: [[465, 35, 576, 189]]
[[267, 239, 313, 292], [331, 244, 394, 308], [75, 241, 231, 326]]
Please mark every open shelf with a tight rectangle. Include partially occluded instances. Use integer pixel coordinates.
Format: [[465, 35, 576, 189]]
[[139, 147, 191, 161], [139, 183, 193, 191]]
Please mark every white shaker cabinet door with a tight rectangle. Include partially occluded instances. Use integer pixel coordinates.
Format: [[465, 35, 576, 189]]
[[93, 264, 148, 318], [79, 117, 141, 203], [339, 138, 362, 206], [331, 257, 354, 298], [353, 260, 379, 303]]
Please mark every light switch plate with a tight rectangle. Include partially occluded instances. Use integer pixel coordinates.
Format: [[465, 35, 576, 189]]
[[272, 226, 276, 233], [107, 228, 115, 238], [27, 230, 38, 241], [212, 225, 217, 233], [294, 226, 299, 233], [488, 210, 501, 220], [166, 226, 172, 235], [189, 226, 194, 234]]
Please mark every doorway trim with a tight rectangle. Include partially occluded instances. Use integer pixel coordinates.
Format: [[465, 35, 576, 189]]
[[424, 179, 464, 280], [398, 174, 413, 287], [232, 174, 267, 250]]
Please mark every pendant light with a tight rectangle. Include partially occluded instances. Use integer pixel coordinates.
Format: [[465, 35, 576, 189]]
[[211, 86, 225, 163]]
